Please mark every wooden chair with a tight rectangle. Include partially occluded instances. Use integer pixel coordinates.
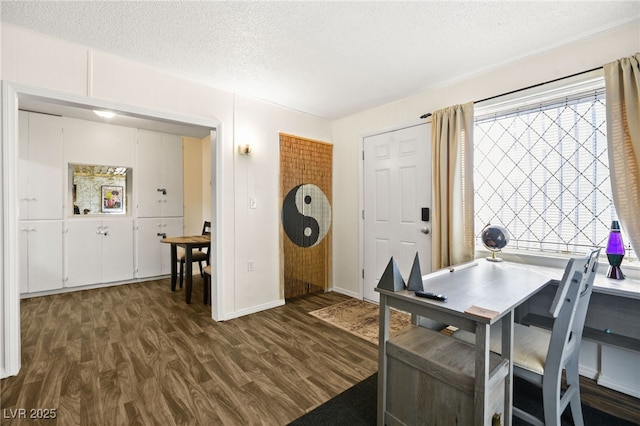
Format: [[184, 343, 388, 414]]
[[203, 265, 212, 305], [179, 221, 211, 289], [452, 249, 600, 426]]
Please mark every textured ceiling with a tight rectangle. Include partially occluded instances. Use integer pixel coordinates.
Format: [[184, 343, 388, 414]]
[[1, 1, 639, 120]]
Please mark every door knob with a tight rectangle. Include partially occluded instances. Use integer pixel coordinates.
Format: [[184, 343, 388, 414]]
[[421, 227, 430, 234]]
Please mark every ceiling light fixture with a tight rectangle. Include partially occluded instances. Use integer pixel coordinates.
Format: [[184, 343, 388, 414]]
[[94, 110, 116, 119]]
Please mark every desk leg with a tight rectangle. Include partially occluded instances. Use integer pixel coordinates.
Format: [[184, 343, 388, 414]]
[[378, 294, 391, 426], [475, 323, 490, 426], [185, 245, 193, 304], [170, 244, 178, 292], [502, 311, 514, 426]]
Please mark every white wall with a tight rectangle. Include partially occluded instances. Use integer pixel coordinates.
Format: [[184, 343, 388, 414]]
[[201, 134, 212, 226], [330, 21, 640, 296], [0, 23, 331, 334], [183, 135, 206, 236], [232, 95, 332, 315]]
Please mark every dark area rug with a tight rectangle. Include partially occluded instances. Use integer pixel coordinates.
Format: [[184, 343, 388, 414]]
[[289, 374, 377, 426], [289, 373, 637, 426]]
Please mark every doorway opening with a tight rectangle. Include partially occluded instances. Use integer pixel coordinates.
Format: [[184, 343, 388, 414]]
[[2, 82, 220, 378], [279, 133, 333, 299]]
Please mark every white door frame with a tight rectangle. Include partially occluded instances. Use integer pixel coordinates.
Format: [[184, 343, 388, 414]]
[[359, 119, 430, 300], [1, 81, 223, 378]]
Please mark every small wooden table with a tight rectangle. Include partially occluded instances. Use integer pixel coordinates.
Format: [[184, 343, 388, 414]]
[[161, 234, 210, 304], [376, 260, 558, 425]]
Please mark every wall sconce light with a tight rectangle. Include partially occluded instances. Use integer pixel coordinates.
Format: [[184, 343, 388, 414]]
[[239, 144, 252, 155]]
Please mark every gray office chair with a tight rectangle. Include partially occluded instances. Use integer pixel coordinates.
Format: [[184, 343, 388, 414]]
[[452, 249, 600, 426], [178, 220, 211, 288]]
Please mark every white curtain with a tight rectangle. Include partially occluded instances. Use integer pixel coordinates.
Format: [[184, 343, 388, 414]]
[[431, 102, 475, 269], [604, 53, 640, 256]]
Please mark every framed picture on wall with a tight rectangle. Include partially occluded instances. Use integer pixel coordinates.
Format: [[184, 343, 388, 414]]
[[101, 185, 124, 213]]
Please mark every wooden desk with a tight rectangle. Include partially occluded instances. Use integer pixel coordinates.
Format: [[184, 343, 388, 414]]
[[376, 260, 558, 426], [517, 274, 640, 399], [161, 234, 210, 304], [519, 274, 640, 352]]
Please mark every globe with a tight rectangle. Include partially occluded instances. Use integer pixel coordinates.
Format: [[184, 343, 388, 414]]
[[481, 224, 509, 262]]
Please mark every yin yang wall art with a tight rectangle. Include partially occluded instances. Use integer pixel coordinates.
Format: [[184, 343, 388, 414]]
[[282, 184, 332, 248]]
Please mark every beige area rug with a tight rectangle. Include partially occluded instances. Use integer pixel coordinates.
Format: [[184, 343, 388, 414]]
[[309, 298, 411, 344]]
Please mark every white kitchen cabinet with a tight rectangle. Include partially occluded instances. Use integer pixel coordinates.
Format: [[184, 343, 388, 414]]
[[62, 116, 135, 167], [136, 217, 183, 278], [136, 130, 183, 218], [65, 219, 134, 287], [18, 115, 185, 297], [19, 220, 64, 293], [18, 111, 64, 220]]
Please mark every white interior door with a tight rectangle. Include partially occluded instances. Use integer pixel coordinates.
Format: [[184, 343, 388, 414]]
[[363, 123, 432, 302]]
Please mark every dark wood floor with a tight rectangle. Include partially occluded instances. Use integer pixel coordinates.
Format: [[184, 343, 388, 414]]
[[1, 279, 377, 425], [2, 278, 638, 425]]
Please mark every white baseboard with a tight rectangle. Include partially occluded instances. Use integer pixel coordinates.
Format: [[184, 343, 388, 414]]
[[597, 375, 640, 398], [20, 276, 168, 299], [578, 365, 599, 380], [330, 286, 360, 299], [222, 299, 285, 321]]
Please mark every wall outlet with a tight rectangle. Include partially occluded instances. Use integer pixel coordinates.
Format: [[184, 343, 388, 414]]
[[247, 260, 254, 271], [249, 196, 257, 209]]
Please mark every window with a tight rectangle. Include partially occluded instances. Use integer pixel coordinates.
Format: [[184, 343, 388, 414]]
[[474, 76, 635, 261]]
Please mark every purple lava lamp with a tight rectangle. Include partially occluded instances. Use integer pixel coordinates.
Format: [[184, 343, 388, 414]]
[[605, 221, 625, 280]]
